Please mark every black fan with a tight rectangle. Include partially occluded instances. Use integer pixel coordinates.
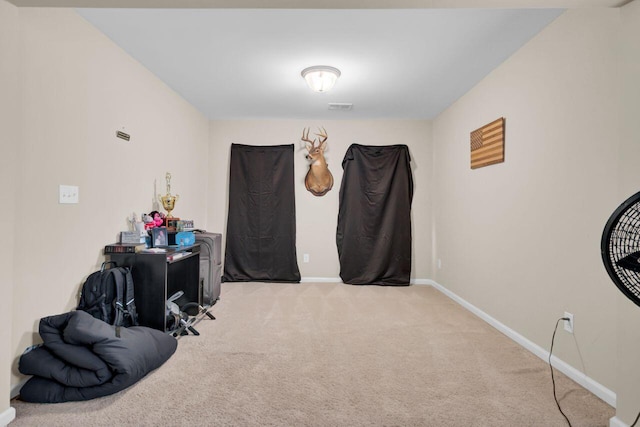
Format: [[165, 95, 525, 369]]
[[601, 191, 640, 308]]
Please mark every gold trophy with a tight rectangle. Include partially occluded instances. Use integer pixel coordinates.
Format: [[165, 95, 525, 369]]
[[159, 172, 179, 218]]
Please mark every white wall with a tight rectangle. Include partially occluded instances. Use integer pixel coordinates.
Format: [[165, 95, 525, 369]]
[[208, 120, 432, 281], [0, 0, 19, 422], [10, 8, 210, 389], [432, 7, 620, 396]]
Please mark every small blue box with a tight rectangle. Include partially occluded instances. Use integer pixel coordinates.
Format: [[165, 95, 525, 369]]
[[175, 231, 195, 247]]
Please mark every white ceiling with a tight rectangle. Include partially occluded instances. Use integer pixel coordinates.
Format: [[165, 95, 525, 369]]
[[8, 0, 620, 120], [75, 8, 569, 120]]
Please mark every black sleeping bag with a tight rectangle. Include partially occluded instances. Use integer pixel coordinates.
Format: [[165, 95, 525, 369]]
[[19, 310, 177, 403]]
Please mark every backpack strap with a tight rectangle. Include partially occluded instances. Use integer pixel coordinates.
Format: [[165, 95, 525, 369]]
[[112, 268, 126, 338], [123, 267, 138, 326], [97, 271, 115, 324], [101, 261, 118, 272]]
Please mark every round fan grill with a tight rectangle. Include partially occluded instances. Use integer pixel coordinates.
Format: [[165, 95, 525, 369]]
[[601, 191, 640, 308]]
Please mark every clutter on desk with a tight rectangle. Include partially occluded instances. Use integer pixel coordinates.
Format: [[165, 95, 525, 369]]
[[104, 243, 146, 254], [159, 172, 179, 218], [176, 219, 194, 231], [124, 209, 197, 249]]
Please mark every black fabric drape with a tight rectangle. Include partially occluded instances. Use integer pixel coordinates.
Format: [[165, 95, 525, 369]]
[[223, 144, 301, 283], [336, 144, 413, 285]]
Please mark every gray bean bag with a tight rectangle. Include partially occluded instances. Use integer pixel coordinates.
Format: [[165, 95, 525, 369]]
[[19, 310, 177, 403]]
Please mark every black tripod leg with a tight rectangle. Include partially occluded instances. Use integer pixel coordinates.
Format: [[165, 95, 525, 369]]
[[172, 325, 187, 337]]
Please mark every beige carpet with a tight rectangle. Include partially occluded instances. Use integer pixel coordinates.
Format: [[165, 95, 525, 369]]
[[11, 282, 614, 426]]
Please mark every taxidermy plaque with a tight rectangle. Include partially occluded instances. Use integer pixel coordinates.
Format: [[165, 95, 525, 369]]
[[302, 127, 334, 196], [470, 117, 505, 169]]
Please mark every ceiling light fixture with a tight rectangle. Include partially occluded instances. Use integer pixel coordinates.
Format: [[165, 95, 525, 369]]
[[301, 66, 341, 93]]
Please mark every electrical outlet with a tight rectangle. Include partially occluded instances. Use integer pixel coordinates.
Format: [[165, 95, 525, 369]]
[[563, 312, 574, 334], [303, 254, 310, 263], [59, 185, 79, 204], [437, 259, 442, 269]]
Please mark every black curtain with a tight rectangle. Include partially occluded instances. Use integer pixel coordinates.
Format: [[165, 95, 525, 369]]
[[336, 144, 413, 285], [223, 144, 301, 283]]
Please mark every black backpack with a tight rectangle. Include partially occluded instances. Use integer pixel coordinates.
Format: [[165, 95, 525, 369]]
[[77, 261, 138, 336]]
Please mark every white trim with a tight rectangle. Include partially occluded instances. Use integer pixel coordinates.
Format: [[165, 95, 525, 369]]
[[299, 277, 433, 285], [10, 377, 27, 400], [0, 407, 15, 427], [610, 416, 627, 427], [429, 280, 617, 408], [300, 277, 342, 283]]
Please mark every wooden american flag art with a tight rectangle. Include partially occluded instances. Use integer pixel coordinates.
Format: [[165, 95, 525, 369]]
[[470, 117, 505, 169]]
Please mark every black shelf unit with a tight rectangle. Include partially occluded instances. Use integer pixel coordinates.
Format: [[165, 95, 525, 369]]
[[108, 244, 201, 332]]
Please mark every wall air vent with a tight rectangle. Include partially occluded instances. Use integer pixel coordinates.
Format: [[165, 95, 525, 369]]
[[328, 103, 353, 111], [116, 130, 130, 141]]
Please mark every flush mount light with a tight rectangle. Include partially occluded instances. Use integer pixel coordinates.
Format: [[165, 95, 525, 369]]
[[301, 66, 341, 93]]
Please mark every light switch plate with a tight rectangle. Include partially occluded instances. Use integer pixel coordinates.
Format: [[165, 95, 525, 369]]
[[59, 185, 79, 204]]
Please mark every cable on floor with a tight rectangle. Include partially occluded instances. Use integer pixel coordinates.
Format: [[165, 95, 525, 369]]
[[549, 317, 572, 427], [550, 318, 640, 427]]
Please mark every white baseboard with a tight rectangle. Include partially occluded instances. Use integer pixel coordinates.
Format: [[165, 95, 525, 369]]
[[0, 407, 15, 427], [299, 277, 432, 285], [610, 416, 627, 427], [300, 277, 342, 283], [429, 280, 616, 408], [10, 377, 28, 400]]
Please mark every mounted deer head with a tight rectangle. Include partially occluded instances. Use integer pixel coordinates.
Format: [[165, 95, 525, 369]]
[[302, 127, 334, 197]]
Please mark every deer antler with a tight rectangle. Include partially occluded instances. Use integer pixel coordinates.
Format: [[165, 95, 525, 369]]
[[301, 127, 317, 146], [315, 127, 328, 145]]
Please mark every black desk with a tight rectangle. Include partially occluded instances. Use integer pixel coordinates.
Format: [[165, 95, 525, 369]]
[[108, 244, 200, 332]]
